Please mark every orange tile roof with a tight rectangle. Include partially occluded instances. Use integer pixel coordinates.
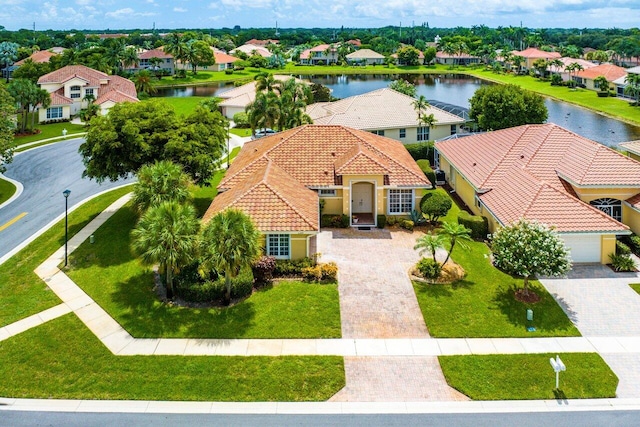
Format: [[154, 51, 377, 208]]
[[575, 63, 627, 82], [38, 65, 109, 87], [49, 91, 73, 106], [511, 47, 561, 59], [214, 51, 240, 64], [139, 49, 173, 59], [220, 125, 430, 191], [334, 144, 391, 176], [15, 50, 57, 65], [203, 161, 318, 232], [436, 124, 638, 233]]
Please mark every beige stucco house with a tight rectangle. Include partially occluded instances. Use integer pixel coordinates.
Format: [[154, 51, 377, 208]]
[[346, 49, 385, 65]]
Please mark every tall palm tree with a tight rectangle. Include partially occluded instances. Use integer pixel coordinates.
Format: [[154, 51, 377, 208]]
[[624, 73, 640, 105], [132, 160, 192, 215], [0, 41, 19, 82], [131, 201, 200, 300], [133, 70, 156, 95], [255, 72, 278, 92], [122, 46, 140, 70], [438, 222, 472, 265], [412, 95, 430, 122], [164, 32, 187, 71], [246, 91, 280, 133], [200, 209, 261, 305], [414, 232, 446, 261], [30, 88, 50, 131], [511, 55, 524, 74]]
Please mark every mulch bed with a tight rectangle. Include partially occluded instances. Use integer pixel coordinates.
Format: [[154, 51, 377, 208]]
[[514, 289, 541, 304]]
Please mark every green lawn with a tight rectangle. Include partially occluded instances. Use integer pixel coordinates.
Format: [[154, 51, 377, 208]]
[[0, 176, 16, 205], [630, 284, 640, 295], [230, 127, 252, 137], [0, 314, 344, 401], [0, 185, 134, 327], [440, 353, 618, 400], [14, 121, 85, 146], [153, 69, 259, 87], [155, 96, 211, 116], [413, 189, 580, 338]]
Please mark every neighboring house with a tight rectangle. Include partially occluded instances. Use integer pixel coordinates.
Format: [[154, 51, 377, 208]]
[[245, 39, 279, 46], [37, 65, 138, 122], [572, 63, 627, 91], [546, 57, 596, 81], [218, 75, 306, 119], [435, 123, 640, 264], [435, 51, 480, 66], [614, 66, 640, 99], [391, 47, 426, 65], [511, 47, 561, 70], [346, 39, 362, 48], [203, 124, 431, 259], [136, 48, 174, 74], [231, 44, 272, 58], [211, 49, 240, 71], [345, 49, 385, 65], [299, 44, 338, 65], [306, 88, 466, 143], [5, 49, 59, 79]]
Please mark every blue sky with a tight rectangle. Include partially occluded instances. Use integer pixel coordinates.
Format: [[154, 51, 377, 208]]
[[2, 0, 639, 31]]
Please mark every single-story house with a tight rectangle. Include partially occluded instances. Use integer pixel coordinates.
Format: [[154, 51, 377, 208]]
[[211, 49, 240, 71], [231, 44, 272, 58], [4, 49, 60, 79], [435, 123, 640, 264], [573, 63, 627, 91], [203, 124, 432, 259], [511, 47, 561, 70], [435, 51, 480, 66], [546, 57, 596, 81], [613, 65, 640, 99], [37, 65, 138, 122], [306, 88, 466, 143], [346, 49, 385, 65], [218, 75, 306, 119]]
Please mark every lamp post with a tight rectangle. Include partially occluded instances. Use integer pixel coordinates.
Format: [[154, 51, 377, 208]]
[[63, 189, 70, 267]]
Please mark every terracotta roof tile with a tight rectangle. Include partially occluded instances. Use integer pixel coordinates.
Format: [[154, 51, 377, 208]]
[[139, 48, 173, 59], [334, 144, 391, 175], [49, 91, 73, 106], [511, 48, 561, 59], [575, 63, 627, 81], [15, 50, 57, 65]]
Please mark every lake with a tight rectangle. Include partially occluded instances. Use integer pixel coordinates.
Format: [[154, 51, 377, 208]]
[[155, 74, 640, 146]]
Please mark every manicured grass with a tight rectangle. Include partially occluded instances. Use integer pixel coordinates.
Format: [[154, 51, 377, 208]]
[[66, 203, 342, 339], [191, 170, 225, 217], [0, 314, 344, 401], [153, 69, 259, 87], [155, 96, 210, 116], [0, 176, 16, 204], [413, 189, 580, 338], [230, 127, 252, 137], [0, 185, 134, 327], [440, 353, 618, 400], [630, 284, 640, 295], [14, 121, 85, 146], [280, 63, 441, 76]]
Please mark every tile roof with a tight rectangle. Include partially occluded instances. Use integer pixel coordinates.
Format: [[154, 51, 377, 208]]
[[231, 44, 272, 58], [38, 65, 109, 87], [203, 160, 319, 232], [49, 91, 73, 106], [245, 39, 279, 46], [575, 63, 627, 82], [512, 48, 561, 59], [15, 50, 57, 65], [619, 140, 640, 157], [546, 57, 596, 73], [213, 50, 240, 64], [334, 144, 391, 175], [139, 48, 173, 59], [307, 88, 465, 130], [220, 125, 430, 191], [346, 49, 385, 60], [436, 124, 638, 233]]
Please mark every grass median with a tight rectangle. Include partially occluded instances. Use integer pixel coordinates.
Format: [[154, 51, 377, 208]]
[[0, 176, 16, 205]]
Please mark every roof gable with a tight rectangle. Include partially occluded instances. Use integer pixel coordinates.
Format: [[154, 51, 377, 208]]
[[334, 144, 391, 175]]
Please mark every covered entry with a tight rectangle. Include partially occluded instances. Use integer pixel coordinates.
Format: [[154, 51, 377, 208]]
[[351, 182, 375, 225]]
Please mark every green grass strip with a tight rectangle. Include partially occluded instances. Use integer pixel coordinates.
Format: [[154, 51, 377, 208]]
[[440, 353, 618, 400], [0, 176, 16, 205], [0, 314, 344, 401], [0, 185, 133, 327]]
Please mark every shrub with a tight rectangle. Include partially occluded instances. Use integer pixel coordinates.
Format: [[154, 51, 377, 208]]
[[622, 234, 640, 256], [457, 211, 489, 240], [550, 74, 563, 86], [421, 192, 452, 224], [609, 253, 637, 272], [232, 112, 250, 128], [174, 69, 187, 79], [224, 69, 234, 75], [320, 262, 338, 281], [376, 214, 386, 228], [252, 255, 276, 287], [404, 142, 433, 162], [416, 257, 442, 280], [400, 219, 414, 231], [321, 214, 349, 228], [302, 265, 323, 282], [274, 257, 315, 277], [617, 240, 632, 256], [386, 215, 398, 226], [410, 209, 426, 225], [416, 159, 436, 187], [302, 262, 338, 282], [174, 267, 254, 302]]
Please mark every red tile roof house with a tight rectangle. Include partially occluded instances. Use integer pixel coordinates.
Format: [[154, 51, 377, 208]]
[[37, 65, 139, 122], [299, 44, 339, 65], [435, 123, 640, 264], [203, 125, 431, 259], [572, 63, 628, 91], [133, 48, 175, 74], [511, 47, 561, 70]]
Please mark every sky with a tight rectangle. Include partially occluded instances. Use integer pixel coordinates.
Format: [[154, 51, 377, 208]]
[[1, 0, 639, 31]]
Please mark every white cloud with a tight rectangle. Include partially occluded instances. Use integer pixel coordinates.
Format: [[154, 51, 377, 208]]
[[173, 7, 187, 12]]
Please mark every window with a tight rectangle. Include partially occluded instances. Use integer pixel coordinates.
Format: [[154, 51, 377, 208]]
[[388, 189, 413, 214], [450, 125, 457, 135], [417, 126, 429, 141], [399, 128, 406, 138], [46, 107, 63, 119], [70, 85, 81, 91], [85, 88, 94, 97], [266, 234, 290, 259], [319, 189, 336, 196], [371, 130, 385, 136], [590, 198, 622, 221], [70, 84, 81, 99]]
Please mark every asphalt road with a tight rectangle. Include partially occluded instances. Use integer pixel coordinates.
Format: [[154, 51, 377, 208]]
[[1, 410, 639, 427], [0, 138, 134, 261]]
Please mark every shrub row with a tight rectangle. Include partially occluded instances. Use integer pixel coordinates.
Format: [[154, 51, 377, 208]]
[[620, 234, 640, 256], [274, 257, 315, 277], [416, 159, 436, 188], [321, 214, 350, 228], [301, 262, 338, 282], [404, 142, 434, 163], [457, 211, 489, 240], [174, 266, 254, 303]]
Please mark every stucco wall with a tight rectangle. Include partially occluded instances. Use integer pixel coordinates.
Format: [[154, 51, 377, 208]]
[[601, 234, 617, 264], [572, 186, 640, 204], [623, 204, 640, 235]]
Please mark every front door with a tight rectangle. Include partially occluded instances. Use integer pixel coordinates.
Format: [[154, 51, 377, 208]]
[[352, 182, 373, 214]]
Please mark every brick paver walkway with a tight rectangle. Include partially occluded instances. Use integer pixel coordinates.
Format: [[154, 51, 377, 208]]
[[317, 228, 429, 338]]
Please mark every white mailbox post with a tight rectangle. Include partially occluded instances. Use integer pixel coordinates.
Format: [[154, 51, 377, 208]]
[[549, 355, 566, 389]]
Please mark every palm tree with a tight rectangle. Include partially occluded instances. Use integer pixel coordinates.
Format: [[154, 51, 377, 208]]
[[200, 209, 261, 305], [420, 113, 437, 130], [0, 41, 19, 82], [438, 222, 472, 265], [246, 91, 280, 134], [132, 160, 192, 215], [412, 95, 430, 121], [255, 72, 278, 92], [131, 201, 200, 300], [594, 75, 610, 93], [548, 58, 564, 74], [414, 232, 446, 261], [164, 32, 187, 71], [133, 70, 156, 95], [625, 73, 640, 105], [30, 88, 50, 132], [511, 55, 525, 74], [122, 46, 140, 70]]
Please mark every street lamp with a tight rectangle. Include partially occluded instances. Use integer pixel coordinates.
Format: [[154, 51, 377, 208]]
[[63, 189, 70, 267]]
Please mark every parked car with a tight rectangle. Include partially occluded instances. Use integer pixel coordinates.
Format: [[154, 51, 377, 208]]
[[251, 128, 277, 140]]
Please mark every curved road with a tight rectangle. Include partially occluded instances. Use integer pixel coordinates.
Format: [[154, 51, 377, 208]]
[[0, 138, 134, 261]]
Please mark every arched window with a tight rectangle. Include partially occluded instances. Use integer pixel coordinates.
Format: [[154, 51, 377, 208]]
[[590, 198, 622, 221]]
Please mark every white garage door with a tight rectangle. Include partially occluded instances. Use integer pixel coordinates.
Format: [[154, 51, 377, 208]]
[[560, 234, 601, 263]]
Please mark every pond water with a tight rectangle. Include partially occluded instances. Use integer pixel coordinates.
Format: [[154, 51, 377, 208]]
[[155, 73, 640, 146]]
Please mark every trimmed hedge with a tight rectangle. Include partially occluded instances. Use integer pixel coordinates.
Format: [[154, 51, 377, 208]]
[[404, 142, 434, 163], [617, 240, 631, 256], [416, 159, 436, 188], [175, 267, 254, 303], [376, 214, 387, 229], [321, 214, 350, 228], [457, 211, 489, 240], [274, 257, 315, 277]]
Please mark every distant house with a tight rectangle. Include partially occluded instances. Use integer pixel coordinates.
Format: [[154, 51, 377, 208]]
[[436, 124, 640, 264], [211, 49, 240, 71], [245, 39, 279, 46], [136, 48, 174, 74], [15, 50, 58, 66], [573, 63, 627, 91], [546, 57, 596, 81], [346, 39, 362, 48], [306, 88, 466, 143], [231, 44, 272, 58], [299, 44, 338, 65], [614, 66, 640, 99], [345, 49, 385, 65], [37, 65, 138, 122], [511, 47, 561, 70], [435, 51, 480, 66], [391, 48, 426, 65]]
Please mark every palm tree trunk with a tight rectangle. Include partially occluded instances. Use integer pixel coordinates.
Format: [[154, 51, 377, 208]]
[[224, 272, 231, 306], [443, 240, 456, 265], [166, 266, 174, 300]]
